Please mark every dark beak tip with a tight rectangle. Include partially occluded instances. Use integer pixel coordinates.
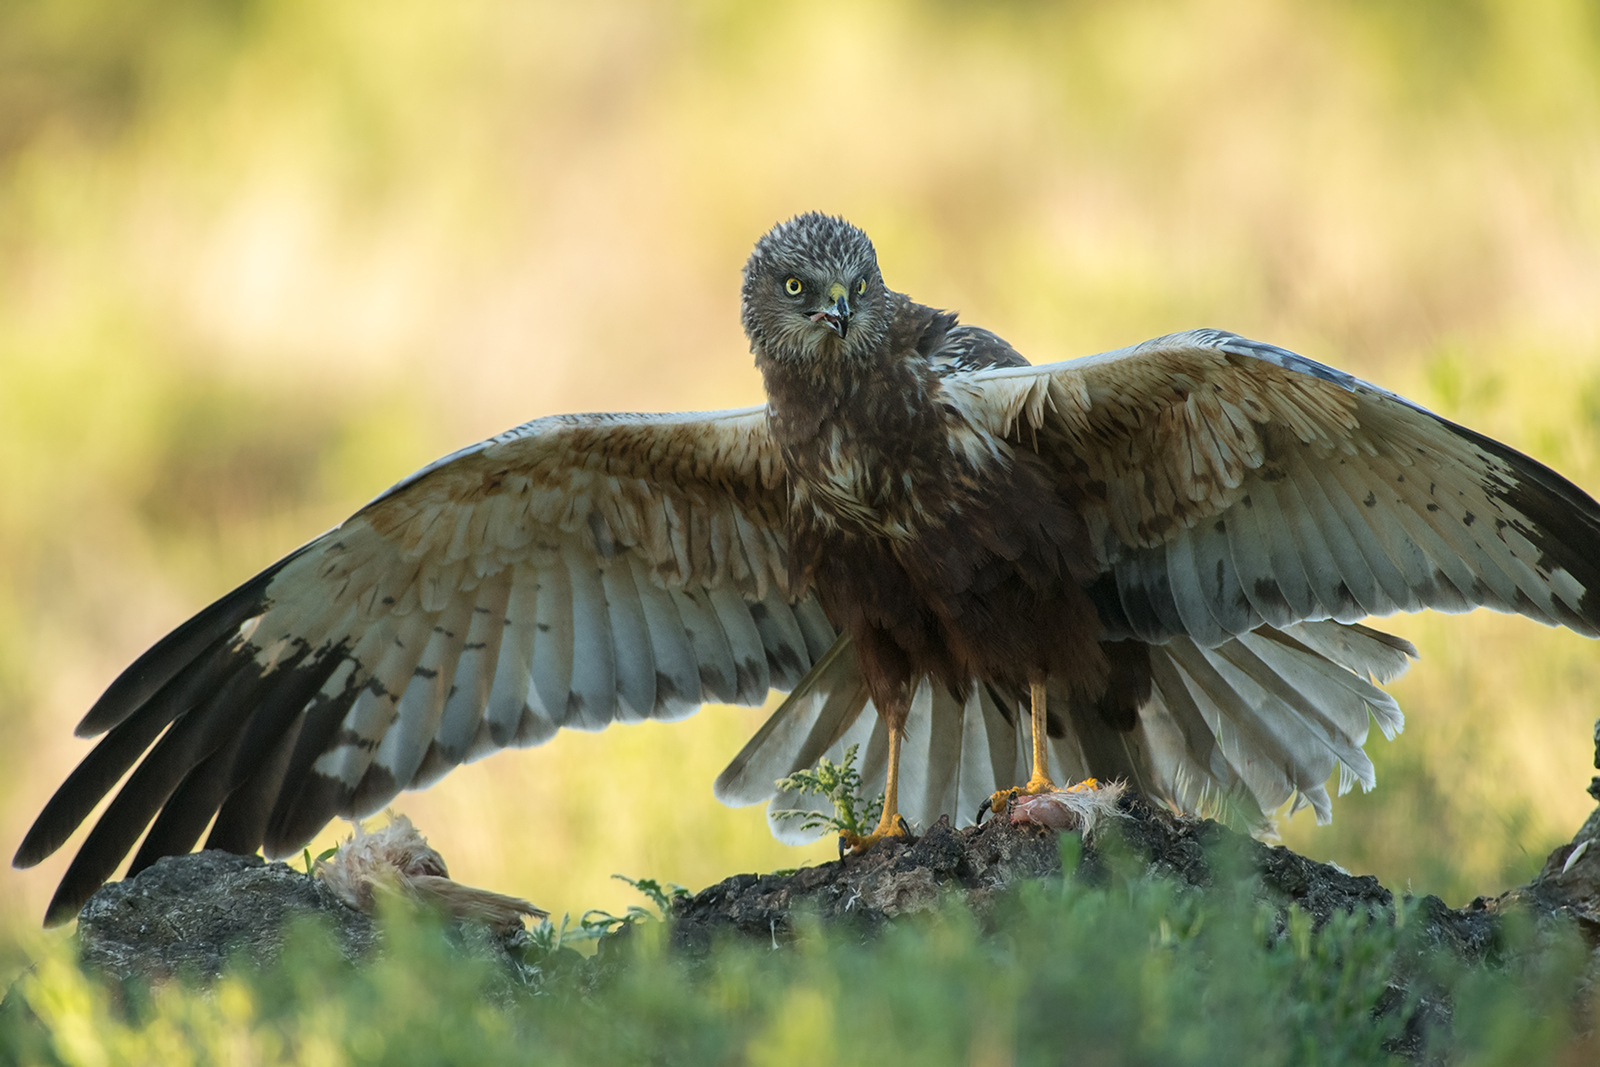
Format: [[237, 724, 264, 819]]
[[809, 300, 850, 338], [821, 309, 849, 338]]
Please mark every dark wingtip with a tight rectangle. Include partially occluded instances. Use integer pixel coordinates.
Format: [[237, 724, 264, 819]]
[[73, 546, 313, 738], [43, 892, 85, 928], [16, 636, 248, 871], [264, 771, 351, 858], [41, 835, 130, 927], [15, 727, 165, 870], [14, 832, 51, 871]]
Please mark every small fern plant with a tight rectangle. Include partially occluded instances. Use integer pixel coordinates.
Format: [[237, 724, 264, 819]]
[[574, 874, 690, 939], [771, 744, 884, 838], [527, 873, 689, 958]]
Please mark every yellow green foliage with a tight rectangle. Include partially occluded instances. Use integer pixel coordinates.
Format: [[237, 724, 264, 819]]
[[4, 853, 1597, 1065], [4, 1, 1600, 979]]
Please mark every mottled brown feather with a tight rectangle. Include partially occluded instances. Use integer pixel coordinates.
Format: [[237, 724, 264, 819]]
[[16, 406, 829, 924]]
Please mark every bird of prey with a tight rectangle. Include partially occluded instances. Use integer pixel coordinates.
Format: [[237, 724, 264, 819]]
[[17, 212, 1600, 924]]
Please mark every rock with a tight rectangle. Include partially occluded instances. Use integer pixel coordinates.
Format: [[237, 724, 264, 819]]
[[73, 849, 535, 994], [1476, 717, 1600, 949], [72, 789, 1592, 985], [77, 851, 377, 984], [671, 793, 1398, 953], [1488, 811, 1600, 940]]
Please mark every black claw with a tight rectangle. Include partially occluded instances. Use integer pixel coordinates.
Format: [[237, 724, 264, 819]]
[[837, 834, 847, 861], [979, 790, 1020, 825]]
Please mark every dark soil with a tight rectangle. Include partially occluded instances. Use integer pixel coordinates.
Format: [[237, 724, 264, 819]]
[[669, 794, 1410, 953], [23, 781, 1600, 1061], [64, 789, 1597, 978]]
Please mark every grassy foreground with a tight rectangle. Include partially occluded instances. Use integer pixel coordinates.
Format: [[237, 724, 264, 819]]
[[3, 840, 1594, 1066]]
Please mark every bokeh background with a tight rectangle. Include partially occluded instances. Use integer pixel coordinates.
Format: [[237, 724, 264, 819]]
[[4, 0, 1600, 974]]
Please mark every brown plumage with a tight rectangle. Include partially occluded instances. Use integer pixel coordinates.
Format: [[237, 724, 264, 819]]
[[17, 212, 1600, 920]]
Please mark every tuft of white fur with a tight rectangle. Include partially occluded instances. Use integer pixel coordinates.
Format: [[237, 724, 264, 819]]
[[1008, 781, 1127, 838], [316, 813, 547, 930]]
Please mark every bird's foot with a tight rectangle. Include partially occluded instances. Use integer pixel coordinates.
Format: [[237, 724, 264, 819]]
[[979, 775, 1101, 821], [838, 812, 913, 857]]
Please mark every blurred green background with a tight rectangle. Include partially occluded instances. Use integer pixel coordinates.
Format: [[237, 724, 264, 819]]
[[4, 0, 1600, 971]]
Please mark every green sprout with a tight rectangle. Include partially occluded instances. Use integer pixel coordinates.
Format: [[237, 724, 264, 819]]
[[529, 908, 624, 955], [771, 744, 884, 838], [613, 874, 689, 915], [526, 912, 579, 956], [301, 845, 339, 876], [569, 874, 691, 940]]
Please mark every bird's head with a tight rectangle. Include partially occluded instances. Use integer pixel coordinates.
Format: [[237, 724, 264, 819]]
[[741, 213, 890, 366]]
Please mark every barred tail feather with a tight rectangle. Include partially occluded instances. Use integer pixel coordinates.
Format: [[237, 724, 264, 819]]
[[716, 621, 1414, 842], [713, 636, 867, 808]]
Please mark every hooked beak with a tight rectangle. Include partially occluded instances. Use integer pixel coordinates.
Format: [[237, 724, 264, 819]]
[[809, 282, 851, 338]]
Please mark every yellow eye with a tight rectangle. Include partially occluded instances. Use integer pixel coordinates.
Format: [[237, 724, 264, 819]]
[[857, 279, 867, 295], [784, 277, 803, 296]]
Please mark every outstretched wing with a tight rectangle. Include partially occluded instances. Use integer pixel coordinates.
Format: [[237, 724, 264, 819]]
[[951, 328, 1600, 645], [17, 406, 835, 924], [723, 328, 1600, 839]]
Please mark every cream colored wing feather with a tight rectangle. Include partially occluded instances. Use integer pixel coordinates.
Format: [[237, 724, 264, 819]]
[[18, 406, 834, 924], [723, 329, 1600, 835], [949, 329, 1600, 646]]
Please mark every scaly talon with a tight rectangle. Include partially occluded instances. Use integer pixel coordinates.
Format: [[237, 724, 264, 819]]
[[840, 721, 912, 855], [980, 787, 1020, 821], [839, 812, 912, 855], [978, 682, 1102, 822], [981, 770, 1077, 821], [979, 775, 1104, 822], [1019, 770, 1057, 796]]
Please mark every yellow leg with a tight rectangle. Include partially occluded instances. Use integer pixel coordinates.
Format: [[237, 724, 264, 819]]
[[983, 681, 1098, 818], [840, 723, 912, 854], [1025, 679, 1052, 794]]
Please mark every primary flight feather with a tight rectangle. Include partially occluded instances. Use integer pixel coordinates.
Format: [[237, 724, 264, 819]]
[[18, 212, 1600, 923]]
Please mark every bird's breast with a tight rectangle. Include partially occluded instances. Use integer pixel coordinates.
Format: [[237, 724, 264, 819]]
[[784, 409, 1012, 544]]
